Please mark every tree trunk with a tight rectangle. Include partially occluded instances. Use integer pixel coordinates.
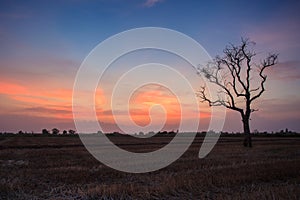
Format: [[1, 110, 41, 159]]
[[242, 116, 252, 147]]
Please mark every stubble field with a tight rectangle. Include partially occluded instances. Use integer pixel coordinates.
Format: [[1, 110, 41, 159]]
[[0, 134, 299, 199]]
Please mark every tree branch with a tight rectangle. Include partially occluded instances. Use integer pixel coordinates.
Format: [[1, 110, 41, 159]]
[[250, 54, 278, 102]]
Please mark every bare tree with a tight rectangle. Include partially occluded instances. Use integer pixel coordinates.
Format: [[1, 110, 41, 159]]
[[198, 38, 278, 147]]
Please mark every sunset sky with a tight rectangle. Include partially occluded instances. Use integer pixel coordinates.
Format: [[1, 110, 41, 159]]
[[0, 0, 300, 133]]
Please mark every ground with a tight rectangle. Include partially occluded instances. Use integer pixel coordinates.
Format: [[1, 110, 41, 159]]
[[0, 134, 299, 199]]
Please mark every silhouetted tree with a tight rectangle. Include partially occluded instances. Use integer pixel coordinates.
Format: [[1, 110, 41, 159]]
[[42, 129, 49, 135], [138, 131, 144, 136], [52, 128, 59, 135], [198, 38, 278, 147], [63, 130, 68, 135], [68, 129, 75, 135]]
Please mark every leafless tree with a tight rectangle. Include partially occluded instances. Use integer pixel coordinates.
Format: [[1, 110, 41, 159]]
[[198, 38, 278, 147]]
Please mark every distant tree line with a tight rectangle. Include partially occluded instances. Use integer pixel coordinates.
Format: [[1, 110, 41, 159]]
[[0, 128, 299, 137], [0, 128, 76, 136], [102, 129, 300, 137], [42, 128, 76, 135]]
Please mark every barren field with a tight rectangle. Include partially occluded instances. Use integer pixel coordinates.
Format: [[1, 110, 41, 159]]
[[0, 135, 299, 199]]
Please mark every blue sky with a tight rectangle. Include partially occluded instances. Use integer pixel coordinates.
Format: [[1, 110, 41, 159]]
[[2, 0, 299, 60], [0, 0, 300, 132]]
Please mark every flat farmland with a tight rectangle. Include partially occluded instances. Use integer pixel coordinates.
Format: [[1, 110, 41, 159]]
[[0, 135, 299, 199]]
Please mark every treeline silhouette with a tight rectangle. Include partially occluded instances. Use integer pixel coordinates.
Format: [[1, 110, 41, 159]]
[[0, 128, 299, 137], [0, 128, 77, 137]]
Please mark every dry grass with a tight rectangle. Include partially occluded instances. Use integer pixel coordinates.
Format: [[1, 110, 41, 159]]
[[0, 135, 299, 199]]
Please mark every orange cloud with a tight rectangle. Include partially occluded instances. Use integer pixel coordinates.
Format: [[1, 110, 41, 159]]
[[129, 87, 181, 127], [95, 88, 106, 107], [0, 81, 28, 95], [0, 80, 76, 120], [0, 79, 212, 132], [94, 84, 212, 131]]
